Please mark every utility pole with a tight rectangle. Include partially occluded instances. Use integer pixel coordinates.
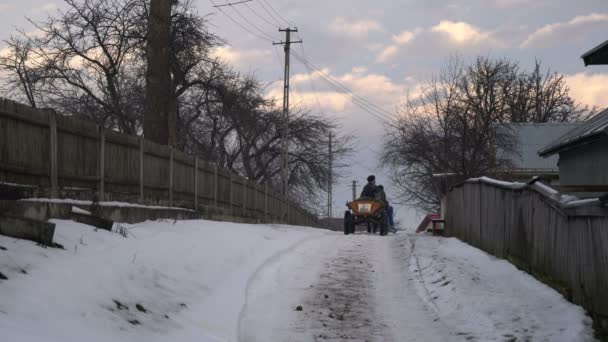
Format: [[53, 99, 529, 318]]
[[352, 180, 357, 201], [327, 132, 332, 229], [273, 28, 302, 222]]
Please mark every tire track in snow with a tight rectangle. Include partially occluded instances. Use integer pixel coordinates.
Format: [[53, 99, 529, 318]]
[[237, 232, 333, 342], [292, 234, 389, 341]]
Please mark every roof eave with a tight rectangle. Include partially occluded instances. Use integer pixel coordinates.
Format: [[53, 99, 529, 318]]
[[538, 132, 605, 157], [581, 40, 608, 66]]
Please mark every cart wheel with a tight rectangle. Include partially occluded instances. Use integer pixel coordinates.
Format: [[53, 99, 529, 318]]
[[380, 212, 389, 236], [344, 211, 352, 235]]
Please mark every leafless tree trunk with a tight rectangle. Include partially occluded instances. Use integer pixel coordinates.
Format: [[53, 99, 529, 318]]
[[145, 0, 174, 145]]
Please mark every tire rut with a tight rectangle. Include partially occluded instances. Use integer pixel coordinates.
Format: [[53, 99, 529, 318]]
[[292, 236, 389, 342]]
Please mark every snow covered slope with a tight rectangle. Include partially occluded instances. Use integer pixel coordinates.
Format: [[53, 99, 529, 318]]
[[408, 234, 596, 341], [0, 220, 596, 341], [0, 219, 334, 342]]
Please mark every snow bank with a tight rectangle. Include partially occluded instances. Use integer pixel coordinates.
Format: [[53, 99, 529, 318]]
[[0, 219, 333, 342], [71, 206, 92, 215], [409, 233, 595, 341]]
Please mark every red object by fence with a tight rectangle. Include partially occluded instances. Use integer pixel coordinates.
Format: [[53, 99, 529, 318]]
[[416, 213, 441, 233]]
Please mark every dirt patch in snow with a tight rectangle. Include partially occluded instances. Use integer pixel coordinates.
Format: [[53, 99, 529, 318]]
[[292, 236, 389, 341]]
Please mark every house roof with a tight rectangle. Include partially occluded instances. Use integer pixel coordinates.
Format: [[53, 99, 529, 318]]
[[496, 123, 580, 170], [538, 109, 608, 157], [582, 40, 608, 66]]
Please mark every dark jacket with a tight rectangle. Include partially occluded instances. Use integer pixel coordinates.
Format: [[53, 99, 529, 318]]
[[360, 183, 377, 198], [375, 188, 387, 203]]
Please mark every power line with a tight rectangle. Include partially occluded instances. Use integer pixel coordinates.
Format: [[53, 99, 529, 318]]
[[292, 54, 393, 123], [298, 42, 330, 118], [255, 0, 283, 27], [292, 51, 395, 121], [244, 1, 279, 28], [291, 52, 394, 121], [259, 0, 293, 27], [212, 0, 252, 7], [292, 51, 395, 119], [222, 0, 279, 41], [208, 0, 274, 42]]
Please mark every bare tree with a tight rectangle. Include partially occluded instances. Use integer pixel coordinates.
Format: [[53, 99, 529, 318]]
[[382, 56, 589, 212], [0, 35, 43, 108], [12, 0, 148, 132], [0, 0, 351, 209], [508, 60, 592, 123]]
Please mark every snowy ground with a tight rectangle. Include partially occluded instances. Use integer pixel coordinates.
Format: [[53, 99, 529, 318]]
[[0, 220, 596, 341]]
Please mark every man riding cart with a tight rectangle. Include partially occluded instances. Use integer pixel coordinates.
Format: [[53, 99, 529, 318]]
[[344, 175, 390, 236]]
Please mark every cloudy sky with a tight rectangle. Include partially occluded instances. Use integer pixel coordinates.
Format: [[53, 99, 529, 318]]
[[1, 0, 607, 226]]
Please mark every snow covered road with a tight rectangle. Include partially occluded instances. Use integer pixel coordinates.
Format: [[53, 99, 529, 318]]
[[241, 232, 596, 342], [0, 220, 596, 341]]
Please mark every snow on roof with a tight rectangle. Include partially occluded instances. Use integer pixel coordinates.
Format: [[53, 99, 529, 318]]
[[539, 109, 608, 157]]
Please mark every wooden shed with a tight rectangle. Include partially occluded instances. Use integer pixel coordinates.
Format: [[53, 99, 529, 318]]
[[539, 40, 608, 193], [539, 109, 608, 192]]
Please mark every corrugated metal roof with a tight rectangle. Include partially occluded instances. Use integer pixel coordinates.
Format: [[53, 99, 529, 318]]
[[538, 109, 608, 157], [497, 123, 580, 171]]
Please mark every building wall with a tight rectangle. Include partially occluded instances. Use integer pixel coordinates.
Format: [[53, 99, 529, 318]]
[[559, 137, 608, 189]]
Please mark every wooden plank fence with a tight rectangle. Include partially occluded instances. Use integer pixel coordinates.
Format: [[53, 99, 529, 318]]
[[446, 178, 608, 333], [0, 98, 319, 227]]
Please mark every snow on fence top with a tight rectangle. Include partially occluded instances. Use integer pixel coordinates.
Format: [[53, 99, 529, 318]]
[[458, 176, 602, 210], [21, 198, 195, 211]]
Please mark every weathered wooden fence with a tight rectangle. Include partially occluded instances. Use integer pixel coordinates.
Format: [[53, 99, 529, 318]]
[[0, 98, 319, 227], [446, 178, 608, 332]]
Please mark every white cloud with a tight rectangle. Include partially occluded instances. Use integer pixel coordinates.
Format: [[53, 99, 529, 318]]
[[375, 29, 420, 64], [521, 13, 608, 48], [351, 66, 368, 74], [0, 46, 10, 58], [376, 45, 400, 64], [266, 68, 411, 117], [494, 0, 529, 7], [28, 2, 57, 13], [212, 46, 271, 65], [564, 72, 608, 109], [431, 20, 490, 44], [328, 17, 384, 38], [392, 30, 417, 45]]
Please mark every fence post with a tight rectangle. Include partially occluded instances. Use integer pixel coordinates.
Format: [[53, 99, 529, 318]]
[[99, 127, 105, 201], [169, 147, 174, 206], [228, 172, 233, 214], [242, 178, 247, 212], [139, 138, 144, 203], [48, 110, 58, 198], [213, 162, 218, 209], [264, 183, 268, 221], [194, 156, 198, 210]]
